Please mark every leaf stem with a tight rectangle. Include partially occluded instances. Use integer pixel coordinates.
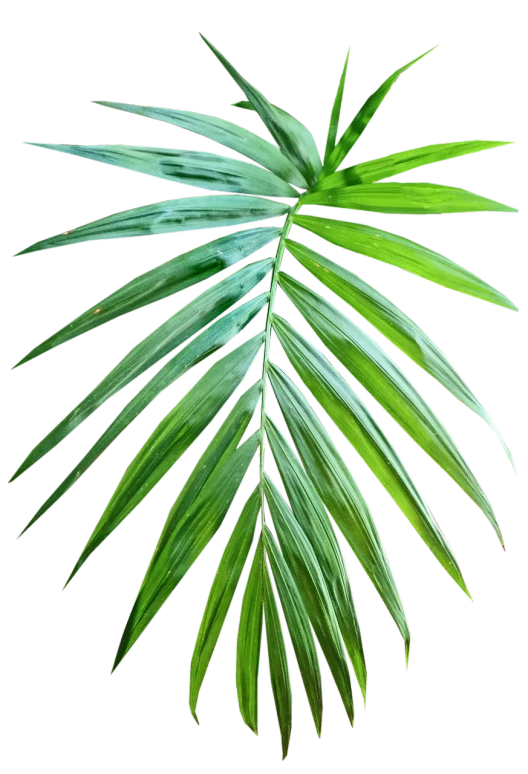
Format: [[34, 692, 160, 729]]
[[259, 197, 304, 523]]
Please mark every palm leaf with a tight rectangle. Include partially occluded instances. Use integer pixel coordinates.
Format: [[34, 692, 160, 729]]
[[12, 39, 517, 755]]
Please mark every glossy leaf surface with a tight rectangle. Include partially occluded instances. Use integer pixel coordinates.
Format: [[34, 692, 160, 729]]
[[237, 535, 264, 734], [324, 51, 349, 165]]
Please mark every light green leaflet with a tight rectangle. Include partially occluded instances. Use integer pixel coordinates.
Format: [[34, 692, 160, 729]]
[[66, 336, 264, 584], [17, 195, 290, 255], [29, 144, 298, 197], [286, 239, 512, 464], [201, 35, 320, 187], [272, 314, 468, 593], [17, 227, 279, 365], [293, 214, 516, 309], [315, 141, 511, 189], [94, 101, 307, 188], [263, 527, 323, 736], [265, 476, 355, 724], [22, 297, 267, 534], [262, 560, 292, 758], [265, 417, 367, 699], [278, 273, 503, 544], [114, 430, 260, 669], [11, 259, 271, 480], [191, 487, 260, 722], [303, 182, 516, 214], [323, 50, 349, 165], [236, 534, 264, 734], [322, 48, 436, 175], [268, 363, 410, 654]]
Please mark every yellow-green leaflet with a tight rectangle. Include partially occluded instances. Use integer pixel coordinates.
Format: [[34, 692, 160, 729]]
[[235, 537, 264, 736], [18, 291, 269, 537], [112, 385, 258, 672], [314, 140, 514, 191], [198, 32, 321, 188], [303, 182, 516, 214], [189, 488, 260, 723], [323, 44, 352, 163], [323, 43, 440, 174], [268, 363, 410, 653], [278, 273, 502, 545], [17, 195, 290, 255], [16, 227, 280, 364], [264, 527, 323, 736], [293, 214, 516, 309], [272, 314, 468, 594], [265, 416, 367, 699], [94, 101, 307, 187], [9, 258, 273, 483], [286, 239, 518, 476], [265, 476, 355, 724], [262, 552, 293, 760], [66, 337, 264, 584], [29, 144, 299, 197]]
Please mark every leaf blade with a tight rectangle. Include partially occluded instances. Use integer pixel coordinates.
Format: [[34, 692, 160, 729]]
[[324, 50, 349, 165], [293, 214, 517, 310], [16, 195, 290, 255]]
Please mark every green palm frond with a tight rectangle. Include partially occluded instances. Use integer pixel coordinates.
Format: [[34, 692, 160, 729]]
[[11, 37, 517, 756]]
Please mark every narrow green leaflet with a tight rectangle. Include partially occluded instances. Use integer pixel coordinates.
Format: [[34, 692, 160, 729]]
[[191, 487, 260, 722], [66, 336, 263, 583], [17, 227, 279, 364], [23, 297, 267, 533], [324, 50, 349, 165], [265, 417, 367, 699], [201, 35, 320, 187], [263, 560, 292, 759], [303, 182, 516, 214], [268, 363, 410, 654], [293, 214, 516, 310], [94, 102, 307, 188], [286, 239, 512, 463], [29, 144, 298, 197], [323, 48, 435, 175], [237, 535, 264, 734], [263, 527, 322, 736], [315, 141, 512, 190], [17, 195, 290, 255], [264, 477, 354, 725], [273, 315, 467, 593], [113, 431, 260, 669], [11, 259, 271, 479], [279, 273, 502, 544]]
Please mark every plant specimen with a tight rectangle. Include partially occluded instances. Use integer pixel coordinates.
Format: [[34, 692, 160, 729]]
[[11, 36, 516, 757]]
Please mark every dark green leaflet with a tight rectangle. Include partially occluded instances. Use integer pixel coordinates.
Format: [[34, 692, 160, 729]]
[[17, 227, 279, 365], [323, 50, 349, 165], [191, 487, 260, 722], [16, 195, 290, 255], [264, 477, 354, 725], [94, 101, 307, 188], [11, 259, 271, 481], [286, 239, 512, 464], [22, 297, 267, 533], [263, 527, 323, 736], [265, 417, 367, 699], [315, 141, 511, 190], [268, 363, 410, 654], [66, 336, 264, 584], [278, 273, 502, 544], [237, 535, 264, 734], [293, 214, 516, 309], [303, 182, 516, 214], [201, 35, 320, 187], [29, 144, 298, 197], [272, 315, 467, 593], [323, 48, 435, 175]]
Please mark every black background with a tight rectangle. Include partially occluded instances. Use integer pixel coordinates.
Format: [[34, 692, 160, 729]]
[[4, 23, 526, 766]]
